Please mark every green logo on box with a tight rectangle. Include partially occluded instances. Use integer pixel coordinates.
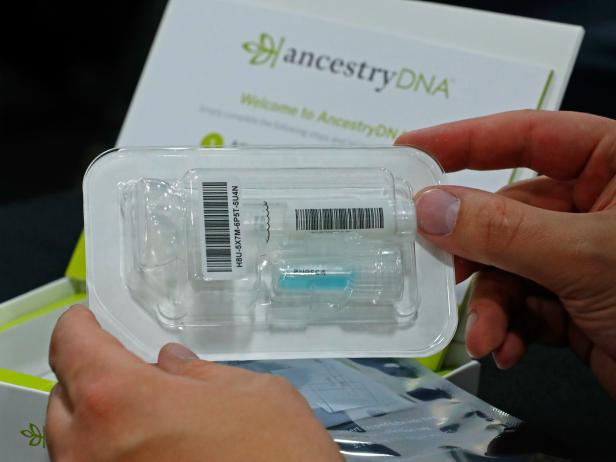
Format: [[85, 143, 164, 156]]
[[242, 33, 285, 68], [20, 422, 46, 448], [241, 32, 449, 97]]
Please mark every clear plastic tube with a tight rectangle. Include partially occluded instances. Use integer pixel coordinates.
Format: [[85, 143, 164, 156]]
[[270, 246, 404, 305], [118, 165, 419, 326]]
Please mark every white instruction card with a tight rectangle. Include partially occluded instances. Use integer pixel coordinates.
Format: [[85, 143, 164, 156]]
[[121, 0, 553, 191]]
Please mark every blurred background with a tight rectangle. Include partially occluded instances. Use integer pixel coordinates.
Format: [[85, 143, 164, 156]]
[[1, 0, 615, 457]]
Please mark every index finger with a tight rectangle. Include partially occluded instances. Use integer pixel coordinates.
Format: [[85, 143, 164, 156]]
[[49, 305, 145, 400], [396, 110, 615, 180]]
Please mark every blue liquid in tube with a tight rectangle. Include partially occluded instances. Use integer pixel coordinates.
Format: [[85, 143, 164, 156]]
[[277, 268, 354, 293]]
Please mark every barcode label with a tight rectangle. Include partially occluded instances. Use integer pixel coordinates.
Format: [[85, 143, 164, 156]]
[[200, 180, 244, 279], [202, 182, 232, 272], [295, 207, 385, 231]]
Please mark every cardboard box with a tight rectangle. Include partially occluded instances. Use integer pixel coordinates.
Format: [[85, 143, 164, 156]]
[[0, 279, 83, 460], [0, 1, 582, 459]]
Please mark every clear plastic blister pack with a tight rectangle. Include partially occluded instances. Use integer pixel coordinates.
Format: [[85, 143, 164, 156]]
[[84, 147, 456, 360]]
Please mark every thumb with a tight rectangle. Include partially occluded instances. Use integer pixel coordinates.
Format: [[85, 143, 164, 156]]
[[157, 343, 223, 381], [414, 186, 592, 293]]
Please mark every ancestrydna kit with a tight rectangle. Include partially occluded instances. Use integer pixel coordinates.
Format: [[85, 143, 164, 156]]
[[83, 146, 457, 360]]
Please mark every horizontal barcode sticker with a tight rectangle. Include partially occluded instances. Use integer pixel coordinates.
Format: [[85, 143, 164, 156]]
[[289, 200, 394, 234], [295, 207, 384, 231], [200, 179, 245, 279]]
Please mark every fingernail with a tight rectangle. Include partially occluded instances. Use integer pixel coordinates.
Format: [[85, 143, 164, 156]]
[[492, 352, 506, 370], [465, 311, 478, 358], [51, 383, 63, 397], [164, 343, 198, 360], [415, 188, 460, 236]]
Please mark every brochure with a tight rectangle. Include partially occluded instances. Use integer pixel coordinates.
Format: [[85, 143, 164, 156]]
[[121, 0, 553, 194]]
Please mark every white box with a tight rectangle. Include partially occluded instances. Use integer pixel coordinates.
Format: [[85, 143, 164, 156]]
[[0, 1, 582, 459]]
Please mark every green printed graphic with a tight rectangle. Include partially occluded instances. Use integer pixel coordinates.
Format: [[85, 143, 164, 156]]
[[241, 33, 450, 97], [20, 423, 46, 448], [201, 132, 225, 147], [242, 33, 285, 68]]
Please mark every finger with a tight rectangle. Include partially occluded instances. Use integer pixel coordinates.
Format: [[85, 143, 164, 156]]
[[498, 177, 576, 212], [591, 174, 616, 212], [465, 269, 526, 359], [157, 343, 238, 381], [49, 305, 145, 400], [46, 384, 72, 459], [589, 347, 616, 401], [489, 302, 546, 370], [491, 305, 533, 370], [491, 294, 569, 369], [470, 293, 565, 370], [524, 296, 568, 346], [454, 256, 483, 283], [492, 331, 527, 370], [475, 177, 574, 281], [414, 185, 598, 294], [396, 110, 614, 180], [453, 178, 574, 282], [568, 323, 593, 363]]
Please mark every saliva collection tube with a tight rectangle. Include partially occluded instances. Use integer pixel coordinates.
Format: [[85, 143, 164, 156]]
[[119, 167, 419, 327]]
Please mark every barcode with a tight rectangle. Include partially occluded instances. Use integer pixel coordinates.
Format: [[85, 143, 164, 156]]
[[202, 182, 232, 273], [295, 207, 385, 231]]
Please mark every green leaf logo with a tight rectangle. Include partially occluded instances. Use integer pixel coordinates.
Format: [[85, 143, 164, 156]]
[[242, 33, 285, 68], [20, 422, 46, 448]]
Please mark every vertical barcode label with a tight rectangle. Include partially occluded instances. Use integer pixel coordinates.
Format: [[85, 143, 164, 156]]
[[295, 207, 385, 231], [202, 182, 232, 273]]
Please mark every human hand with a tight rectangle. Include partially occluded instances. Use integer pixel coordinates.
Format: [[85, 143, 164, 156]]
[[46, 305, 342, 461], [397, 110, 616, 398]]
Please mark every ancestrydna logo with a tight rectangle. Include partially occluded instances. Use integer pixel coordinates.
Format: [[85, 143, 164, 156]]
[[242, 33, 450, 98]]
